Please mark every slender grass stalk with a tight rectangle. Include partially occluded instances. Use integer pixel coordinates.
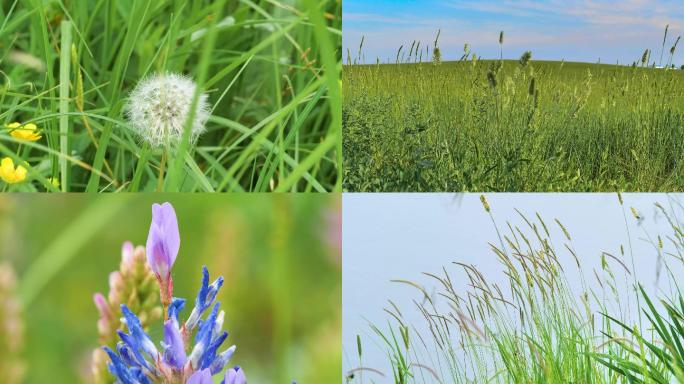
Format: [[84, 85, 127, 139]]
[[660, 24, 669, 67], [18, 196, 128, 307], [59, 20, 72, 192], [129, 144, 150, 192]]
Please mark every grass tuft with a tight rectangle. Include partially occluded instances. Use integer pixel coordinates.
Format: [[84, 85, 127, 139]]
[[0, 0, 341, 192]]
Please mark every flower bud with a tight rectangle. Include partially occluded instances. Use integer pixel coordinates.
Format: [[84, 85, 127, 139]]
[[146, 202, 180, 281]]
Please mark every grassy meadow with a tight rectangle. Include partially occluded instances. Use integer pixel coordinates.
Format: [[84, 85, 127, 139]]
[[0, 193, 341, 383], [344, 54, 684, 191], [0, 0, 341, 192], [345, 194, 684, 383]]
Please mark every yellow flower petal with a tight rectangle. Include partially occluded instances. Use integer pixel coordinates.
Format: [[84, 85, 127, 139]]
[[14, 164, 27, 181], [0, 157, 13, 174], [0, 157, 28, 184], [6, 121, 41, 142]]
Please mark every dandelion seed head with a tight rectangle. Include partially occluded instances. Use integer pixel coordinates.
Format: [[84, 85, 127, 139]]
[[125, 73, 209, 148]]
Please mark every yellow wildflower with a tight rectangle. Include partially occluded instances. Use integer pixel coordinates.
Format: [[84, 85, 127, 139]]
[[5, 122, 41, 142], [0, 157, 27, 184]]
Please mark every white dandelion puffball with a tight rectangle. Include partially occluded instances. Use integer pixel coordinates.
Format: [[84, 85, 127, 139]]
[[125, 73, 209, 148]]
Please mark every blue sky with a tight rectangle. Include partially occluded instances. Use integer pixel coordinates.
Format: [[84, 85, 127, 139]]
[[343, 0, 684, 65], [343, 193, 684, 378]]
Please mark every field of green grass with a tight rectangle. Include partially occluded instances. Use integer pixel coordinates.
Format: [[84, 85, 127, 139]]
[[343, 58, 684, 191], [0, 0, 341, 192], [0, 194, 341, 383], [346, 195, 684, 383]]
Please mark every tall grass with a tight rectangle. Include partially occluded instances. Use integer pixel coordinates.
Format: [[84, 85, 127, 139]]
[[0, 0, 341, 192], [346, 195, 684, 383], [343, 36, 684, 192]]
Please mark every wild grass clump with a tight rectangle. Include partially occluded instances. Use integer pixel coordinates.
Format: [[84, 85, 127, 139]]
[[0, 0, 341, 192], [346, 195, 684, 383], [343, 34, 684, 191]]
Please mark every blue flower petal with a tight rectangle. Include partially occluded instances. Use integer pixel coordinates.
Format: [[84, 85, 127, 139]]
[[117, 342, 141, 368], [200, 331, 228, 370], [209, 345, 236, 375], [117, 330, 154, 373], [168, 297, 186, 325], [121, 304, 158, 358], [103, 346, 141, 384], [195, 303, 219, 345]]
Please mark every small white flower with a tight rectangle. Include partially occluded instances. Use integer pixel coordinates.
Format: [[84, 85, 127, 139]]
[[125, 73, 209, 148]]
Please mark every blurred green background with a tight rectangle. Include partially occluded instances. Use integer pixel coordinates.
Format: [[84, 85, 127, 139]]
[[0, 193, 341, 383]]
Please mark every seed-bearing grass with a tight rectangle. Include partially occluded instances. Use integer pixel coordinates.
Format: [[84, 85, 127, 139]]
[[345, 195, 684, 383], [343, 41, 684, 192], [0, 0, 341, 192]]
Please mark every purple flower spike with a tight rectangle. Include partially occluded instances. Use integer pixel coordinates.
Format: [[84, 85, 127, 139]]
[[146, 202, 180, 280], [223, 366, 247, 384], [187, 368, 213, 384], [163, 320, 187, 369], [101, 202, 291, 383]]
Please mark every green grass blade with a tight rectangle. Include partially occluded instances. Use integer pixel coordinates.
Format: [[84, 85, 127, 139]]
[[19, 196, 128, 307], [59, 20, 72, 192]]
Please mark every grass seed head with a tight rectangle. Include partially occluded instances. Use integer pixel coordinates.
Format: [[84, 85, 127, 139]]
[[519, 51, 532, 67], [480, 195, 491, 212]]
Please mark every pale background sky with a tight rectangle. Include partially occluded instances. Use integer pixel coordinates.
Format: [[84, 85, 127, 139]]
[[343, 0, 684, 65], [342, 193, 684, 379]]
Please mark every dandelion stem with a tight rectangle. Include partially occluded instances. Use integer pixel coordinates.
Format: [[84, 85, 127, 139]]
[[157, 150, 167, 192]]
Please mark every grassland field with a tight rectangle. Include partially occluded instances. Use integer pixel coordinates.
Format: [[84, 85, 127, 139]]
[[343, 59, 684, 192]]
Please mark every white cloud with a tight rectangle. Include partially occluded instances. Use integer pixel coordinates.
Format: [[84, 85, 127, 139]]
[[442, 0, 684, 29], [343, 0, 684, 64]]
